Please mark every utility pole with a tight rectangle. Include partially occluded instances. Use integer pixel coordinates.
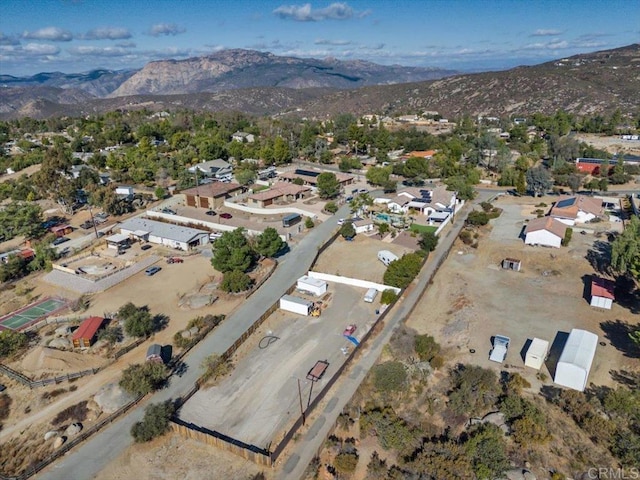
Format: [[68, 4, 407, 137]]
[[87, 204, 100, 239]]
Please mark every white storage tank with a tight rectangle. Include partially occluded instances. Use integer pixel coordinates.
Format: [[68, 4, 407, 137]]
[[525, 338, 549, 370], [296, 276, 327, 297]]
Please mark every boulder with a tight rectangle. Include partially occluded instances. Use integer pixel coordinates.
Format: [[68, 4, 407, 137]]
[[65, 423, 82, 436], [44, 431, 59, 441], [54, 325, 72, 337], [180, 330, 192, 339], [504, 469, 536, 480], [93, 383, 135, 414], [53, 436, 66, 449]]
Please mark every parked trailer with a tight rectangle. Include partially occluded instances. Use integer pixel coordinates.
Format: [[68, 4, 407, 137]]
[[524, 338, 549, 370], [377, 250, 398, 266], [282, 213, 301, 227], [364, 288, 378, 303], [279, 294, 314, 316]]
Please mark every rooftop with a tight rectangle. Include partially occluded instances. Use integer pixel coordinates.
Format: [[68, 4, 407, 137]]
[[181, 182, 242, 198], [591, 277, 615, 300], [550, 195, 604, 219], [72, 316, 105, 341], [119, 217, 208, 244], [524, 216, 568, 238]]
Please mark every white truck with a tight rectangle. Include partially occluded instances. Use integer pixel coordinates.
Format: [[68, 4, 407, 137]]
[[489, 335, 510, 363]]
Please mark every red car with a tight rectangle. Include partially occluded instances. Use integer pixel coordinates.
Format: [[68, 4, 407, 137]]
[[166, 257, 184, 264], [220, 213, 233, 219], [343, 325, 357, 336]]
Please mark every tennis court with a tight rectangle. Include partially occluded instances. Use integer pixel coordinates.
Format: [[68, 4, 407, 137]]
[[0, 297, 68, 331]]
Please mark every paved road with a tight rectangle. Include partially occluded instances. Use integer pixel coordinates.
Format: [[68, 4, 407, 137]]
[[40, 203, 352, 480], [279, 191, 495, 480]]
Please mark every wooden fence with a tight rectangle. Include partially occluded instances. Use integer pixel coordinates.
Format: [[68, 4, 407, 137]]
[[0, 363, 100, 389]]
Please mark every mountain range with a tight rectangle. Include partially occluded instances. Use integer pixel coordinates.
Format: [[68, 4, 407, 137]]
[[0, 44, 638, 120]]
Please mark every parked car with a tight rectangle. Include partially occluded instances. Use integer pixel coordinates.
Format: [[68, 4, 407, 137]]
[[52, 237, 70, 246], [343, 324, 357, 336], [220, 213, 232, 219], [166, 257, 184, 264], [489, 335, 510, 363], [141, 244, 152, 251], [205, 210, 217, 216], [161, 208, 177, 215], [145, 266, 161, 276], [80, 220, 94, 229], [337, 218, 345, 225]]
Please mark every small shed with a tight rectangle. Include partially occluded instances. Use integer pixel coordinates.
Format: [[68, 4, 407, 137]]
[[146, 344, 164, 363], [502, 258, 521, 272], [72, 316, 105, 348], [525, 338, 549, 370], [279, 295, 314, 316], [554, 329, 598, 392], [297, 276, 327, 296], [105, 233, 130, 251], [590, 277, 615, 310]]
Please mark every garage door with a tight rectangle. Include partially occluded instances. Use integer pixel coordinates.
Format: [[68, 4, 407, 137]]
[[185, 195, 196, 207], [199, 196, 209, 208]]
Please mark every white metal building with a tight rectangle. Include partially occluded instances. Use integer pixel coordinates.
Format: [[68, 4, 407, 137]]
[[296, 276, 327, 296], [119, 217, 209, 251], [524, 216, 567, 248], [590, 277, 615, 310], [554, 329, 598, 392], [279, 295, 314, 316], [525, 338, 549, 370]]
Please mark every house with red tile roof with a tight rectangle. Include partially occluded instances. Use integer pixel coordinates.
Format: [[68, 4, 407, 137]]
[[549, 195, 604, 226], [524, 216, 568, 248]]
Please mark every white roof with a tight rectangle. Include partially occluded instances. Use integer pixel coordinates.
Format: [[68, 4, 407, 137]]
[[297, 276, 326, 288], [133, 229, 149, 237], [528, 338, 549, 357], [105, 233, 129, 243], [429, 211, 450, 220], [119, 217, 208, 244], [558, 329, 598, 371], [280, 294, 314, 306]]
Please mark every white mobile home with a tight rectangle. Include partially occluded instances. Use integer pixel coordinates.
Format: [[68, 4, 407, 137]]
[[554, 329, 598, 392], [525, 338, 549, 370], [279, 295, 314, 316], [297, 276, 327, 297], [377, 250, 399, 266]]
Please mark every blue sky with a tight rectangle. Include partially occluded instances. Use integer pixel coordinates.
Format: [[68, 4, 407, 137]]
[[1, 0, 638, 76]]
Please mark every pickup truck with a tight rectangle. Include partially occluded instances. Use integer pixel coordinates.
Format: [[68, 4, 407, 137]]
[[489, 335, 510, 363]]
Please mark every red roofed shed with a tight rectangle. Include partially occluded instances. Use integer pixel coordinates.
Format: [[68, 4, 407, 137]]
[[590, 277, 615, 310], [72, 316, 105, 348]]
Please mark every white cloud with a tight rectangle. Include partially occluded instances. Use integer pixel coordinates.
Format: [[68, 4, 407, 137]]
[[315, 39, 352, 46], [148, 23, 186, 37], [81, 27, 132, 40], [0, 32, 20, 46], [273, 2, 370, 22], [531, 29, 564, 37], [68, 45, 132, 57], [116, 41, 136, 48], [0, 42, 60, 56], [22, 26, 73, 42]]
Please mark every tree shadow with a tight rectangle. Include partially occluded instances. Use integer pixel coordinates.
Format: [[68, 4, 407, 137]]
[[610, 369, 640, 388], [600, 319, 640, 358], [545, 331, 569, 380], [585, 240, 612, 275], [614, 276, 640, 315], [152, 313, 170, 332], [580, 274, 592, 304], [539, 384, 563, 403]]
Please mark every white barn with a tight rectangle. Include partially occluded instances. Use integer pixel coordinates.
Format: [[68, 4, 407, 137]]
[[554, 329, 598, 392], [524, 216, 567, 248], [119, 217, 209, 251]]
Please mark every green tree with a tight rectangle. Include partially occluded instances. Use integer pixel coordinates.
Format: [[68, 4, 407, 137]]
[[131, 401, 175, 443], [154, 187, 165, 199], [340, 221, 356, 239], [254, 227, 285, 257], [465, 424, 509, 479], [305, 217, 314, 229], [325, 201, 338, 214], [235, 168, 256, 186], [0, 330, 28, 357], [211, 228, 254, 273], [466, 210, 490, 226], [516, 170, 527, 195], [220, 269, 253, 293], [366, 166, 392, 186], [526, 166, 553, 196], [120, 362, 167, 396], [380, 289, 397, 305], [383, 253, 423, 289], [334, 452, 359, 475], [448, 364, 500, 416], [317, 172, 340, 199], [373, 361, 408, 392], [414, 334, 440, 362], [120, 303, 154, 337], [418, 231, 438, 253], [611, 216, 640, 279]]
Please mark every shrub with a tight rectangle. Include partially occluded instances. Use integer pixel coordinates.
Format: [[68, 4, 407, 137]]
[[334, 451, 358, 475], [459, 230, 474, 245], [131, 401, 175, 443], [98, 325, 123, 345], [220, 270, 253, 293], [380, 289, 398, 305], [561, 227, 573, 246], [70, 294, 91, 312], [0, 330, 27, 357], [201, 354, 232, 384], [119, 362, 167, 396], [383, 253, 423, 289], [340, 221, 356, 239], [466, 210, 490, 226], [448, 364, 500, 416], [480, 201, 493, 212], [429, 355, 444, 369], [305, 217, 314, 228], [418, 231, 438, 252], [0, 394, 11, 424], [373, 361, 407, 392], [325, 201, 338, 214], [51, 401, 89, 425], [360, 405, 418, 453], [414, 334, 440, 362]]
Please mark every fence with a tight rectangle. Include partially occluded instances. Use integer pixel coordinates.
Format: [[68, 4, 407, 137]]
[[0, 393, 145, 480], [0, 363, 100, 389]]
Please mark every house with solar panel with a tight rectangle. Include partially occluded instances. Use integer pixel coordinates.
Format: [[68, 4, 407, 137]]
[[549, 195, 604, 226], [373, 185, 458, 222], [279, 168, 354, 188]]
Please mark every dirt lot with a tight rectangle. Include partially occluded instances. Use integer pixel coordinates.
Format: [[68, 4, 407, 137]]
[[313, 235, 414, 283], [178, 283, 379, 450], [407, 195, 638, 389], [573, 133, 640, 157]]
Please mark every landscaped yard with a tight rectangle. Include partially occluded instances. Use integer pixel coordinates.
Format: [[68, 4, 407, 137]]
[[409, 223, 438, 235]]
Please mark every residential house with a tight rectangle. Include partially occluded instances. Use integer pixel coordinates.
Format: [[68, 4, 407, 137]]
[[248, 182, 310, 208], [118, 217, 209, 251], [549, 195, 604, 226], [373, 186, 457, 217], [524, 216, 568, 248], [353, 218, 375, 234], [279, 169, 354, 188], [231, 131, 255, 143], [180, 182, 243, 209], [188, 159, 233, 179]]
